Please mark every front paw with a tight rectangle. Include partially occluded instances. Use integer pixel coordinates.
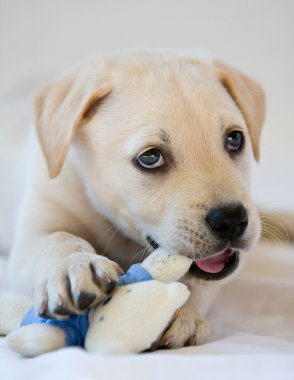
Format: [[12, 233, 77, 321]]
[[153, 307, 208, 349], [35, 253, 123, 319]]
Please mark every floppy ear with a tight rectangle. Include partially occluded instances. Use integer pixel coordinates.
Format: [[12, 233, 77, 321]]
[[214, 61, 265, 161], [35, 64, 112, 178]]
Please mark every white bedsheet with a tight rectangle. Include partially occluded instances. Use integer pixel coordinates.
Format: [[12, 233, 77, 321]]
[[0, 243, 293, 380]]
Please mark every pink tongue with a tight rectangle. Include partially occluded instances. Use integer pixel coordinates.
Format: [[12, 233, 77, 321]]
[[195, 251, 229, 274]]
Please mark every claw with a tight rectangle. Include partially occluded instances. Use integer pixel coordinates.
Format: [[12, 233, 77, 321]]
[[39, 308, 54, 319], [102, 272, 112, 283], [114, 264, 124, 275], [53, 304, 71, 316], [184, 335, 197, 346], [39, 298, 48, 315], [164, 336, 173, 347], [103, 279, 117, 294], [77, 292, 96, 310], [90, 263, 118, 294]]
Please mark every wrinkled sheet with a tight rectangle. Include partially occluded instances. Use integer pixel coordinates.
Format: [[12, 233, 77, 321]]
[[0, 243, 293, 380]]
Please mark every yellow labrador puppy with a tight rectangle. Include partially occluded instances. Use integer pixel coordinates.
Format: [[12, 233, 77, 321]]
[[7, 50, 265, 348]]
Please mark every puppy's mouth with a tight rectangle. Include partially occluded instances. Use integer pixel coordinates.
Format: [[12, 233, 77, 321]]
[[189, 248, 239, 280], [146, 236, 239, 281]]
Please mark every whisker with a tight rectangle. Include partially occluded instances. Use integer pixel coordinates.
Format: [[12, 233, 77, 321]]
[[260, 214, 289, 234], [262, 226, 289, 242], [261, 219, 289, 242], [131, 246, 150, 264], [99, 224, 118, 242], [101, 227, 119, 256], [261, 220, 286, 235], [260, 224, 288, 244]]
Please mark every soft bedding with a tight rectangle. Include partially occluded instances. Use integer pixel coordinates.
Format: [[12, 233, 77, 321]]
[[0, 243, 293, 380]]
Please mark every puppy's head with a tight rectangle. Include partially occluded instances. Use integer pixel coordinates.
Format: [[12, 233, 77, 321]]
[[35, 51, 265, 281]]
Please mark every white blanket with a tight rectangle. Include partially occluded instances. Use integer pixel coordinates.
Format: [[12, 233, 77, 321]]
[[0, 243, 293, 380]]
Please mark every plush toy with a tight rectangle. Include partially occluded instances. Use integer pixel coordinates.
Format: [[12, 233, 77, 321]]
[[0, 249, 192, 356]]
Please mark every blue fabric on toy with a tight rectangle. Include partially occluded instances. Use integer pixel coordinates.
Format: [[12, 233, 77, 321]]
[[20, 263, 153, 347], [118, 263, 152, 285], [20, 307, 89, 347]]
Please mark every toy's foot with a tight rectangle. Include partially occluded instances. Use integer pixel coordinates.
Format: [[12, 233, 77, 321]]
[[7, 324, 66, 357], [0, 295, 32, 335], [152, 306, 208, 350]]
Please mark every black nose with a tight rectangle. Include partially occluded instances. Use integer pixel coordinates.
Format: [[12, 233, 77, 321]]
[[206, 204, 248, 240]]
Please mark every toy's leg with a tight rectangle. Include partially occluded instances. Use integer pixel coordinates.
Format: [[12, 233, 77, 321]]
[[6, 324, 66, 357], [0, 295, 32, 335]]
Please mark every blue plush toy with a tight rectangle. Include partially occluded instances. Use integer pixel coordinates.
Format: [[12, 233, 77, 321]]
[[2, 248, 192, 356]]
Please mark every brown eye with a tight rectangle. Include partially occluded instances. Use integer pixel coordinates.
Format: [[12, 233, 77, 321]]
[[226, 130, 244, 153], [137, 148, 165, 169]]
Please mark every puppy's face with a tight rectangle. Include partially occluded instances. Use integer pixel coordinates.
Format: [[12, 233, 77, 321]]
[[36, 52, 265, 281]]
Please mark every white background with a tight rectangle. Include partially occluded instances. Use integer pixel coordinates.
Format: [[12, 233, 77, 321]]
[[0, 3, 293, 377], [1, 0, 293, 209]]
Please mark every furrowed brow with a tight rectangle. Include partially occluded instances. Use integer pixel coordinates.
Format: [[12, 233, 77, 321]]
[[159, 129, 171, 145]]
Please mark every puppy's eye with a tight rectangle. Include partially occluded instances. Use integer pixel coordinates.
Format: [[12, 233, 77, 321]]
[[226, 130, 244, 153], [136, 148, 165, 169]]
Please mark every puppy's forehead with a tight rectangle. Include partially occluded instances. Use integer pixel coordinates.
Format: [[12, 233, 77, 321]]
[[116, 58, 244, 124], [117, 59, 245, 155]]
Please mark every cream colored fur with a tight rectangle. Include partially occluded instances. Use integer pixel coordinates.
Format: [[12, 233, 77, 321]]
[[5, 50, 265, 348]]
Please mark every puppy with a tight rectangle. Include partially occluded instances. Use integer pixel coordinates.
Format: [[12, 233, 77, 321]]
[[7, 50, 265, 349]]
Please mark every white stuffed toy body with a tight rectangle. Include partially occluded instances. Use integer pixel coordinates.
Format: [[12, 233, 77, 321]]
[[0, 249, 192, 356]]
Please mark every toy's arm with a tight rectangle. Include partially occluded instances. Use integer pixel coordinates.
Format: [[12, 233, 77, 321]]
[[141, 248, 192, 282]]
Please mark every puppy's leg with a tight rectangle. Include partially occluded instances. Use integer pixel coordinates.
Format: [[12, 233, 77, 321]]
[[153, 303, 208, 349], [9, 231, 123, 319], [152, 279, 220, 349], [7, 324, 65, 357]]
